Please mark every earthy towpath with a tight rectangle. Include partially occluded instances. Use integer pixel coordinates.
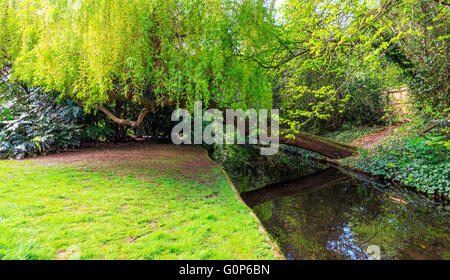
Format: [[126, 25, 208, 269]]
[[352, 125, 400, 149]]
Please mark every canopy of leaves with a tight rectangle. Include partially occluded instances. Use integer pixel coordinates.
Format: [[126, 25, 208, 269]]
[[252, 0, 448, 135], [1, 0, 448, 136], [266, 0, 398, 135], [1, 0, 275, 112]]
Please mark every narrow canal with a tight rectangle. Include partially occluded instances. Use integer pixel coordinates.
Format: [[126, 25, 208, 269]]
[[237, 167, 449, 260]]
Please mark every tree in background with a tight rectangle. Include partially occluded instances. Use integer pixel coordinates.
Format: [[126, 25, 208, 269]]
[[254, 0, 448, 133], [384, 0, 449, 116], [1, 0, 274, 126]]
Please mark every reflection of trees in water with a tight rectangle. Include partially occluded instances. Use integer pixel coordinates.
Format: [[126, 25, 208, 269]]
[[209, 144, 325, 193], [252, 179, 450, 260]]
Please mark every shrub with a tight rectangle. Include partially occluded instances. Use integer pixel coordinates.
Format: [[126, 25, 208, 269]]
[[0, 83, 85, 159], [338, 76, 387, 127], [135, 106, 174, 139]]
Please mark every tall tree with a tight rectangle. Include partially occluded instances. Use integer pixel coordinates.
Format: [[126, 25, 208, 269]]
[[2, 0, 275, 124], [264, 0, 448, 132], [1, 0, 362, 158]]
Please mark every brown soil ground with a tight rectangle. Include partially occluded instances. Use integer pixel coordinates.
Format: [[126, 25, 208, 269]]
[[31, 142, 207, 164], [29, 142, 218, 183], [27, 125, 397, 170], [352, 125, 400, 149]]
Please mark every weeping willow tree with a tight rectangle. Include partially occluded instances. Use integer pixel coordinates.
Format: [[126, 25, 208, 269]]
[[1, 0, 275, 127], [0, 0, 361, 158]]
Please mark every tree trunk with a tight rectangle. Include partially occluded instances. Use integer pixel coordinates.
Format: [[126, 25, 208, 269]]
[[279, 131, 358, 159], [221, 113, 358, 159], [419, 116, 449, 136], [100, 100, 358, 158]]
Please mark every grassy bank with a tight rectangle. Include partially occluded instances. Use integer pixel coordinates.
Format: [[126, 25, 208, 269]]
[[0, 144, 278, 260], [323, 123, 449, 200]]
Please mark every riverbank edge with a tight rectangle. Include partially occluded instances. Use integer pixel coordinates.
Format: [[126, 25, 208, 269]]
[[322, 124, 449, 202], [203, 151, 286, 260], [325, 157, 450, 204], [222, 170, 286, 260]]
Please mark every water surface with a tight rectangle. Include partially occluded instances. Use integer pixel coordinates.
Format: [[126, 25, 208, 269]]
[[238, 168, 450, 260]]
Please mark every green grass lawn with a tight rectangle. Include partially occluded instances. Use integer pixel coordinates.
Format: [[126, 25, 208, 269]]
[[0, 145, 278, 260]]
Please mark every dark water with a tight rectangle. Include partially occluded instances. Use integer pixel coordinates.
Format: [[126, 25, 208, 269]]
[[238, 168, 450, 260]]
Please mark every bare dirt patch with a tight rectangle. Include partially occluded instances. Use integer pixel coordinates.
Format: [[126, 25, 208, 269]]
[[352, 125, 400, 149]]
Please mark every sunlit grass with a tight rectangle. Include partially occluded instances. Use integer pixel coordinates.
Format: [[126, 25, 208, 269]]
[[0, 161, 276, 260]]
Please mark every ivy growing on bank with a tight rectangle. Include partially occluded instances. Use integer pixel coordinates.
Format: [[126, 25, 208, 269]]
[[344, 135, 450, 199]]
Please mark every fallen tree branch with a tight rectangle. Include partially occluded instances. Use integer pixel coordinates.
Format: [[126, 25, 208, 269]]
[[419, 116, 449, 136], [218, 109, 358, 159], [279, 132, 358, 159]]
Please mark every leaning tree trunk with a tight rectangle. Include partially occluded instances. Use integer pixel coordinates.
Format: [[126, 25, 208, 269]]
[[221, 114, 358, 159], [279, 131, 358, 159], [99, 98, 359, 159]]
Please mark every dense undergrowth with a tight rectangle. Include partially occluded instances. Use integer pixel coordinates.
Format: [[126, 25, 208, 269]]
[[344, 134, 449, 199], [0, 84, 85, 159], [322, 123, 384, 144]]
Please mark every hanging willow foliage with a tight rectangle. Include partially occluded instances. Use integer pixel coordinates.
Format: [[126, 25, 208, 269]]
[[1, 0, 274, 115]]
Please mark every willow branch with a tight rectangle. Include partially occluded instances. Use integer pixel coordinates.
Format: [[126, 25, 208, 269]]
[[98, 95, 176, 129], [98, 105, 149, 129], [419, 116, 450, 136]]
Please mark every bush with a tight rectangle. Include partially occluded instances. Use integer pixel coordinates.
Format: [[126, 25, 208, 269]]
[[0, 82, 85, 159], [338, 76, 386, 127], [135, 106, 174, 139], [297, 75, 387, 134]]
